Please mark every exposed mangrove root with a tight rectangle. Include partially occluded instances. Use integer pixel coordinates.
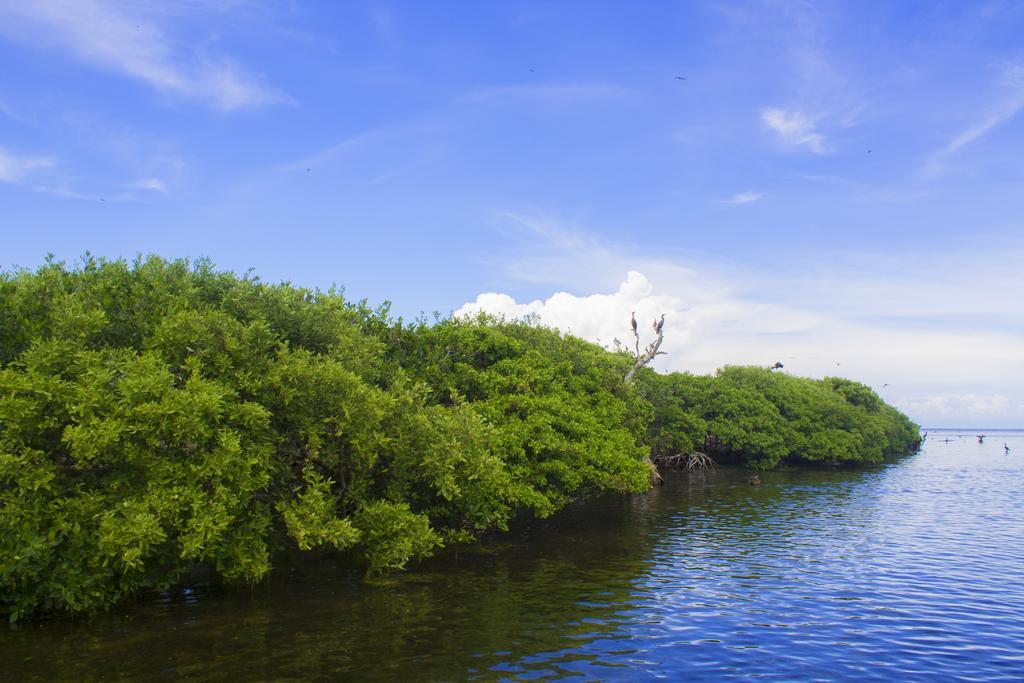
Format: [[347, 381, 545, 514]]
[[651, 450, 717, 472], [686, 451, 717, 471]]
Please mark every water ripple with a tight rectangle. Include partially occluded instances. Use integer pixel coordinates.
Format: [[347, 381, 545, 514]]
[[4, 430, 1024, 681]]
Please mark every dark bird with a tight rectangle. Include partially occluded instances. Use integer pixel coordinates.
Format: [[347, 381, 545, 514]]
[[978, 435, 985, 443], [867, 149, 872, 154], [771, 361, 784, 370], [306, 168, 310, 172], [675, 76, 687, 80], [1006, 443, 1012, 454], [655, 313, 666, 334], [630, 312, 638, 335], [883, 383, 889, 387], [747, 474, 761, 486]]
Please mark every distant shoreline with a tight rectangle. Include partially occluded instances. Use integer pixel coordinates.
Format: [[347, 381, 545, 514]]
[[923, 427, 1024, 432]]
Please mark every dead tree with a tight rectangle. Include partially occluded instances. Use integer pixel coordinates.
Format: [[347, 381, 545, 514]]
[[624, 313, 667, 383]]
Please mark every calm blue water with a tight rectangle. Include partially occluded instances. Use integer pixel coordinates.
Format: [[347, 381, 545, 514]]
[[3, 429, 1024, 680]]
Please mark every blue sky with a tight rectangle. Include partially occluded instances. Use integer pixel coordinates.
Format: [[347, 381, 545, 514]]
[[1, 1, 1023, 427]]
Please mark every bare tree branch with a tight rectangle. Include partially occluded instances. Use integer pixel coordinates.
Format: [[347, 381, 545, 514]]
[[624, 313, 666, 383]]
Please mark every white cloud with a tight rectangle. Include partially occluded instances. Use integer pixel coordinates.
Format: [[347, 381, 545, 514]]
[[456, 267, 1022, 388], [0, 0, 289, 111], [720, 190, 762, 205], [0, 146, 55, 183], [761, 108, 827, 153], [456, 213, 1024, 428], [456, 271, 685, 353]]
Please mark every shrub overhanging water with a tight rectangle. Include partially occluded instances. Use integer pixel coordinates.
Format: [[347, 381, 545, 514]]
[[0, 256, 920, 620]]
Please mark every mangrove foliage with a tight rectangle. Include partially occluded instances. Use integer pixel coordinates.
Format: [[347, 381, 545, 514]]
[[0, 256, 920, 620]]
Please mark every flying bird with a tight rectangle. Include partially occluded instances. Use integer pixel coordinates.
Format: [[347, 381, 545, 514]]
[[630, 312, 638, 335], [977, 435, 985, 443], [675, 76, 687, 80], [771, 361, 784, 370]]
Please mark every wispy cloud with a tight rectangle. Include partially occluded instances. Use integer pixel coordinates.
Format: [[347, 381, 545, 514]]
[[733, 2, 865, 156], [944, 103, 1024, 154], [461, 82, 627, 106], [367, 3, 398, 47], [0, 97, 22, 122], [0, 0, 290, 111], [127, 177, 167, 193], [0, 146, 55, 183], [29, 184, 94, 200], [924, 61, 1024, 177], [761, 108, 827, 153], [278, 129, 382, 173], [896, 393, 1015, 422], [720, 190, 762, 205]]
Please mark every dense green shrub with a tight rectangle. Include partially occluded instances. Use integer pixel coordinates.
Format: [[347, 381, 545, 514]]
[[388, 316, 653, 517], [0, 257, 650, 620], [638, 365, 921, 469], [0, 256, 920, 620]]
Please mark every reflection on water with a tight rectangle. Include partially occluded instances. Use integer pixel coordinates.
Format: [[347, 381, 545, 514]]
[[4, 430, 1024, 680]]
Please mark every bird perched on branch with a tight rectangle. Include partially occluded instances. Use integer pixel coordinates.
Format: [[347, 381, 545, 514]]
[[654, 314, 665, 334], [630, 312, 638, 335]]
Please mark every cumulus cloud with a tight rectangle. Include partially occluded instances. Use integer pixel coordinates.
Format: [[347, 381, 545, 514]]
[[0, 0, 289, 111], [455, 213, 1024, 427], [455, 268, 1020, 387], [720, 190, 762, 205], [761, 108, 827, 153], [0, 146, 55, 183], [456, 271, 686, 355]]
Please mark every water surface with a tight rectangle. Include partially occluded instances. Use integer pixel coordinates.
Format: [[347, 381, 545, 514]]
[[4, 429, 1024, 680]]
